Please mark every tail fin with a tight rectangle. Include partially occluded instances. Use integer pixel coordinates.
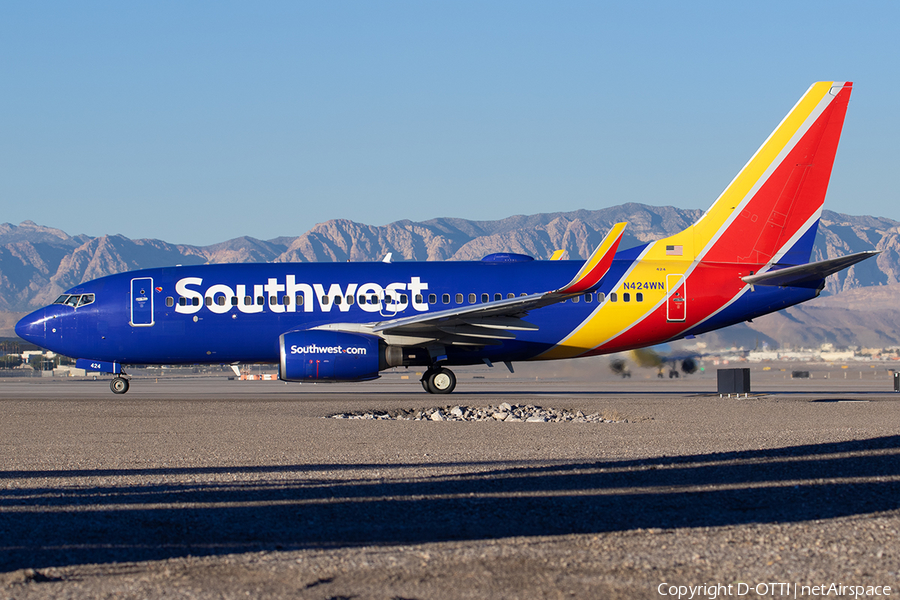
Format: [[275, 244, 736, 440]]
[[692, 82, 852, 266]]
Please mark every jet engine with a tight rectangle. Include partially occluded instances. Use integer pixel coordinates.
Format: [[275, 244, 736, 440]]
[[279, 330, 398, 382]]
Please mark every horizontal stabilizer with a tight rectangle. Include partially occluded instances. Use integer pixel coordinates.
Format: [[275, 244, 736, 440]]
[[741, 251, 879, 287], [556, 222, 627, 294]]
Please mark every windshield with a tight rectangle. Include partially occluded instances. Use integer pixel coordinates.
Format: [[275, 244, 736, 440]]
[[53, 294, 96, 308]]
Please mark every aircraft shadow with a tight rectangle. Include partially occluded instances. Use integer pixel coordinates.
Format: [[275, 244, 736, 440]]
[[1, 436, 898, 571]]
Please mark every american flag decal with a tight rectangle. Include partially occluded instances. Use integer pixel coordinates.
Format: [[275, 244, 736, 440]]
[[666, 245, 683, 256]]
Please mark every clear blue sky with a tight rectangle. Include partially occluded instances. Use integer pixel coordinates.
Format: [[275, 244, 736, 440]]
[[2, 1, 897, 246]]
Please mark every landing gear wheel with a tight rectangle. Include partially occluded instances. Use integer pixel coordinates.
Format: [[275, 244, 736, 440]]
[[110, 377, 129, 394], [424, 367, 456, 394]]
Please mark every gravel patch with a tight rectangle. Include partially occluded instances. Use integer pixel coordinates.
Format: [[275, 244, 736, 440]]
[[327, 402, 625, 422]]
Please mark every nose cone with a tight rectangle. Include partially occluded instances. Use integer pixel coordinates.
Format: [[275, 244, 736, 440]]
[[15, 309, 47, 345]]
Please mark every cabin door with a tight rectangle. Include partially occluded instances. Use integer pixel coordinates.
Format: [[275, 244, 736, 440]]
[[130, 277, 155, 327], [666, 274, 686, 322]]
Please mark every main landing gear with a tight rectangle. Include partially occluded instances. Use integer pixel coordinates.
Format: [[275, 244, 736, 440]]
[[110, 376, 130, 394], [421, 367, 457, 394]]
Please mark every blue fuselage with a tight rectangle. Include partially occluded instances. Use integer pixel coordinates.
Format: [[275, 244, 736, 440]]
[[16, 256, 819, 367]]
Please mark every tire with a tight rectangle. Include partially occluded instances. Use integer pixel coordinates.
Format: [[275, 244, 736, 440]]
[[426, 367, 456, 394], [110, 377, 129, 394]]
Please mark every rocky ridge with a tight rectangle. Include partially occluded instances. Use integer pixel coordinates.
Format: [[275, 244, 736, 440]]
[[2, 205, 900, 345]]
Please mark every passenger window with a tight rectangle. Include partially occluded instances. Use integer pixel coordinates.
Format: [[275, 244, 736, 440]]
[[231, 297, 239, 306], [623, 293, 631, 302], [205, 297, 213, 306], [400, 294, 408, 304], [585, 293, 593, 303], [370, 294, 378, 304], [442, 294, 450, 304], [347, 295, 354, 305], [166, 297, 174, 307], [456, 293, 463, 304], [179, 297, 186, 306], [334, 296, 342, 305], [572, 295, 580, 303], [598, 292, 605, 303], [492, 293, 500, 301], [481, 293, 489, 303], [322, 296, 330, 305], [244, 296, 252, 305], [296, 295, 304, 306], [610, 293, 617, 302], [269, 296, 277, 305], [192, 297, 200, 306], [217, 296, 226, 306], [429, 294, 436, 304], [636, 292, 643, 302], [257, 296, 264, 305], [282, 296, 291, 305], [507, 293, 515, 299], [468, 293, 476, 304], [415, 294, 423, 304]]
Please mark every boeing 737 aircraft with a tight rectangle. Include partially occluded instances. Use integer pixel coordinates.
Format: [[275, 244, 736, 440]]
[[16, 81, 877, 394]]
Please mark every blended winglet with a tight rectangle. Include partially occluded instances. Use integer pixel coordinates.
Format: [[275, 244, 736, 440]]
[[556, 222, 627, 294]]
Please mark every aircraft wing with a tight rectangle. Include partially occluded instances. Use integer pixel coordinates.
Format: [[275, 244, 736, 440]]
[[314, 223, 627, 347], [741, 251, 879, 288]]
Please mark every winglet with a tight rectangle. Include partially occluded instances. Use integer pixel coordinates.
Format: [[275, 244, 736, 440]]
[[556, 222, 627, 294], [549, 249, 567, 261]]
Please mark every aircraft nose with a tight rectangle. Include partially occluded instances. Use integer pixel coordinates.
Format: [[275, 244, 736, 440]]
[[15, 309, 47, 344]]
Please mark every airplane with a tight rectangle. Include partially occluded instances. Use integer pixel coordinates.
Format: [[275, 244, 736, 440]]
[[15, 81, 878, 395], [609, 345, 703, 379]]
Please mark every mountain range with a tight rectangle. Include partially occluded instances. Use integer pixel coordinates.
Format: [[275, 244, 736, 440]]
[[3, 203, 899, 347]]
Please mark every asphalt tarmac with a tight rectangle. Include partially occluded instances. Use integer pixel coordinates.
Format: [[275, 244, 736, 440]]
[[0, 365, 898, 599]]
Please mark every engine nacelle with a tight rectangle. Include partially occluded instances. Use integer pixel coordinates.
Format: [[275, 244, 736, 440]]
[[279, 330, 384, 382]]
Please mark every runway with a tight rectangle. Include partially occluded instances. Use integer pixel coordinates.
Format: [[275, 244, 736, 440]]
[[1, 367, 898, 599]]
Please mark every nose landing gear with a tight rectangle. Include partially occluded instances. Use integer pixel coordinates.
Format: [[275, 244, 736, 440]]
[[421, 367, 457, 394], [110, 376, 130, 394]]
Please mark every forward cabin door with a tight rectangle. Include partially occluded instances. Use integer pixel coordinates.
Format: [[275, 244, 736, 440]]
[[130, 277, 155, 327], [666, 274, 686, 322]]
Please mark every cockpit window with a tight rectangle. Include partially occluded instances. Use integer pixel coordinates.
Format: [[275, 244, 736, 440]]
[[52, 293, 96, 308]]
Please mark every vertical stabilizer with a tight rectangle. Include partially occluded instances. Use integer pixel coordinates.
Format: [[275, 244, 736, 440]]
[[692, 82, 852, 266]]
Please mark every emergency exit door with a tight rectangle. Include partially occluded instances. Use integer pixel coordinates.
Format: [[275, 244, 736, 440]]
[[130, 277, 155, 327], [666, 274, 686, 322]]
